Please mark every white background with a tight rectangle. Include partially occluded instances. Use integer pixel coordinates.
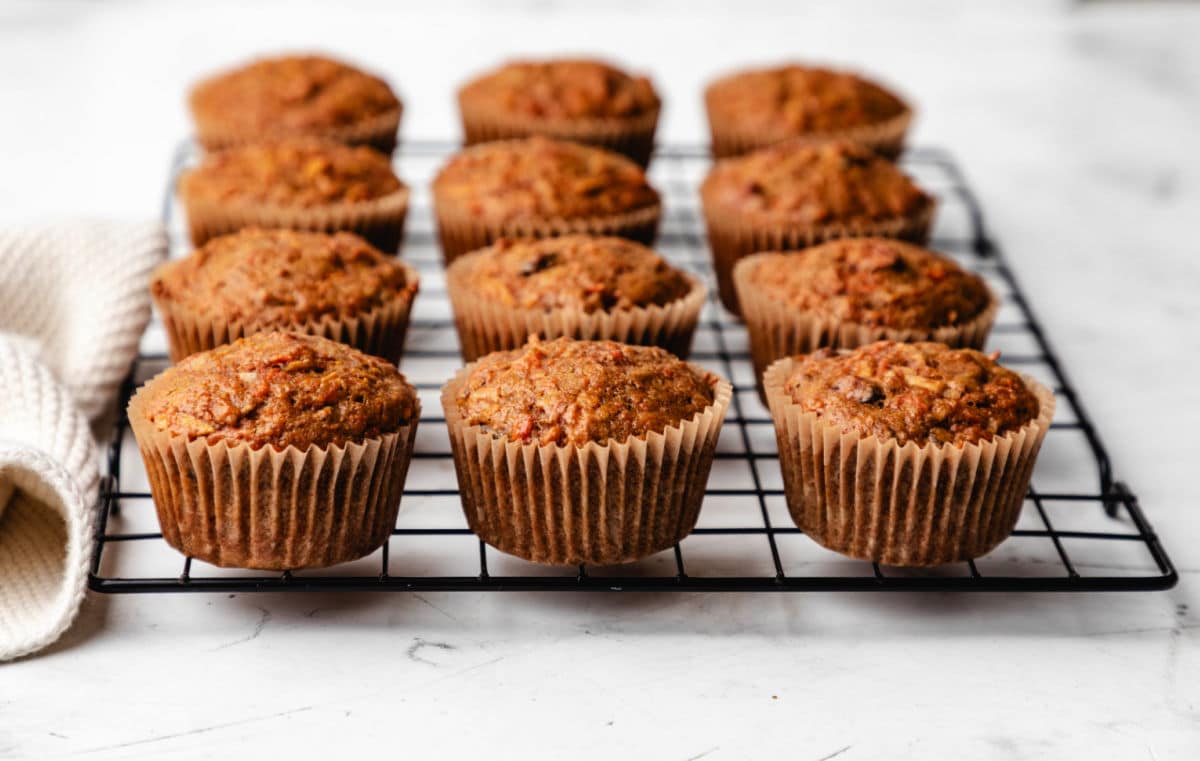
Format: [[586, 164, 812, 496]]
[[3, 0, 1200, 758]]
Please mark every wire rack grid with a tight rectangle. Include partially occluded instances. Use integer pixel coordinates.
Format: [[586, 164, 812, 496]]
[[88, 139, 1177, 594]]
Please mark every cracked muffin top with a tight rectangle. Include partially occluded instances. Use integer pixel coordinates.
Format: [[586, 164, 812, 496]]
[[432, 137, 659, 222], [152, 228, 415, 328], [781, 341, 1040, 447], [448, 235, 691, 312], [189, 54, 399, 136], [459, 58, 659, 120], [180, 138, 403, 208], [706, 64, 906, 137], [742, 239, 992, 330], [135, 331, 418, 451], [701, 140, 931, 226], [454, 336, 716, 446]]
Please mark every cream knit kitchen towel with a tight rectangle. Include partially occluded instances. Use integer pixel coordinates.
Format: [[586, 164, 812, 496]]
[[0, 221, 165, 661]]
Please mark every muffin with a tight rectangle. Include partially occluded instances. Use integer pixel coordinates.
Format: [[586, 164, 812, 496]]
[[735, 238, 998, 395], [764, 341, 1055, 567], [701, 140, 935, 315], [458, 58, 660, 165], [705, 64, 911, 158], [128, 331, 420, 570], [442, 336, 732, 565], [432, 137, 661, 263], [446, 235, 705, 361], [152, 228, 419, 364], [189, 54, 402, 154], [179, 138, 409, 252]]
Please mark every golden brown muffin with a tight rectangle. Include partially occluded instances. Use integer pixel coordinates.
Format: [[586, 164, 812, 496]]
[[189, 54, 402, 154], [458, 58, 660, 165], [446, 236, 706, 361], [782, 342, 1039, 447], [443, 336, 731, 565], [705, 64, 911, 158], [734, 239, 997, 395], [137, 331, 418, 451], [743, 240, 990, 331], [455, 235, 689, 312], [702, 141, 930, 226], [455, 336, 715, 447], [155, 229, 411, 327], [432, 137, 661, 263], [763, 341, 1054, 566], [129, 331, 421, 570], [701, 140, 935, 314], [179, 138, 409, 251], [434, 137, 658, 222], [462, 59, 659, 120], [181, 138, 401, 207], [152, 228, 419, 363]]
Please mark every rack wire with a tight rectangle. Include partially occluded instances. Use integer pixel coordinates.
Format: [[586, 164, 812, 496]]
[[89, 139, 1177, 594]]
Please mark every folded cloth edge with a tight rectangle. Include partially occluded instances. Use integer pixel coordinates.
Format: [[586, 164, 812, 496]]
[[0, 445, 94, 661], [0, 219, 164, 661]]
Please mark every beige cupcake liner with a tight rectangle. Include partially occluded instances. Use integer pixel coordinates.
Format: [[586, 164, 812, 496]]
[[446, 260, 706, 361], [735, 254, 998, 399], [702, 200, 936, 316], [434, 202, 661, 265], [128, 390, 419, 570], [194, 105, 403, 156], [763, 357, 1055, 566], [441, 366, 732, 565], [459, 101, 660, 167], [183, 186, 410, 254], [707, 107, 912, 159], [153, 263, 419, 365]]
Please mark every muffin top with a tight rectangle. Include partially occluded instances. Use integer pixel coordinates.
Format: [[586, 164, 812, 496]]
[[152, 228, 414, 328], [706, 64, 905, 136], [701, 140, 931, 226], [189, 54, 400, 134], [455, 337, 716, 446], [451, 235, 691, 312], [459, 59, 659, 120], [745, 239, 992, 330], [136, 331, 418, 451], [433, 137, 660, 222], [782, 341, 1040, 447], [180, 138, 403, 207]]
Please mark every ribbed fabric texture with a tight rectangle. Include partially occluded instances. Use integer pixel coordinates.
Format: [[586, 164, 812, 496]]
[[0, 221, 165, 661]]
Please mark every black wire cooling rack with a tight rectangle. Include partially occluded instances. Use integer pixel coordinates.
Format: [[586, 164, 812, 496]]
[[88, 139, 1178, 594]]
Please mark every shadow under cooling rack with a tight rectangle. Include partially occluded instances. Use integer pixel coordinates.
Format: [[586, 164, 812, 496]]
[[88, 140, 1177, 595]]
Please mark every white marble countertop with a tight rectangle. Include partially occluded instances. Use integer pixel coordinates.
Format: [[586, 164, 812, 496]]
[[3, 0, 1199, 758]]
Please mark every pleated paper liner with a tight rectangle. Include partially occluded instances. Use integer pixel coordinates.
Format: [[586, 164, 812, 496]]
[[153, 262, 419, 365], [446, 260, 706, 361], [434, 202, 661, 265], [127, 390, 419, 571], [441, 365, 733, 566], [701, 199, 936, 316], [182, 185, 410, 254], [762, 356, 1056, 567], [459, 102, 660, 167], [706, 106, 912, 160], [734, 253, 999, 400], [193, 105, 404, 156]]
